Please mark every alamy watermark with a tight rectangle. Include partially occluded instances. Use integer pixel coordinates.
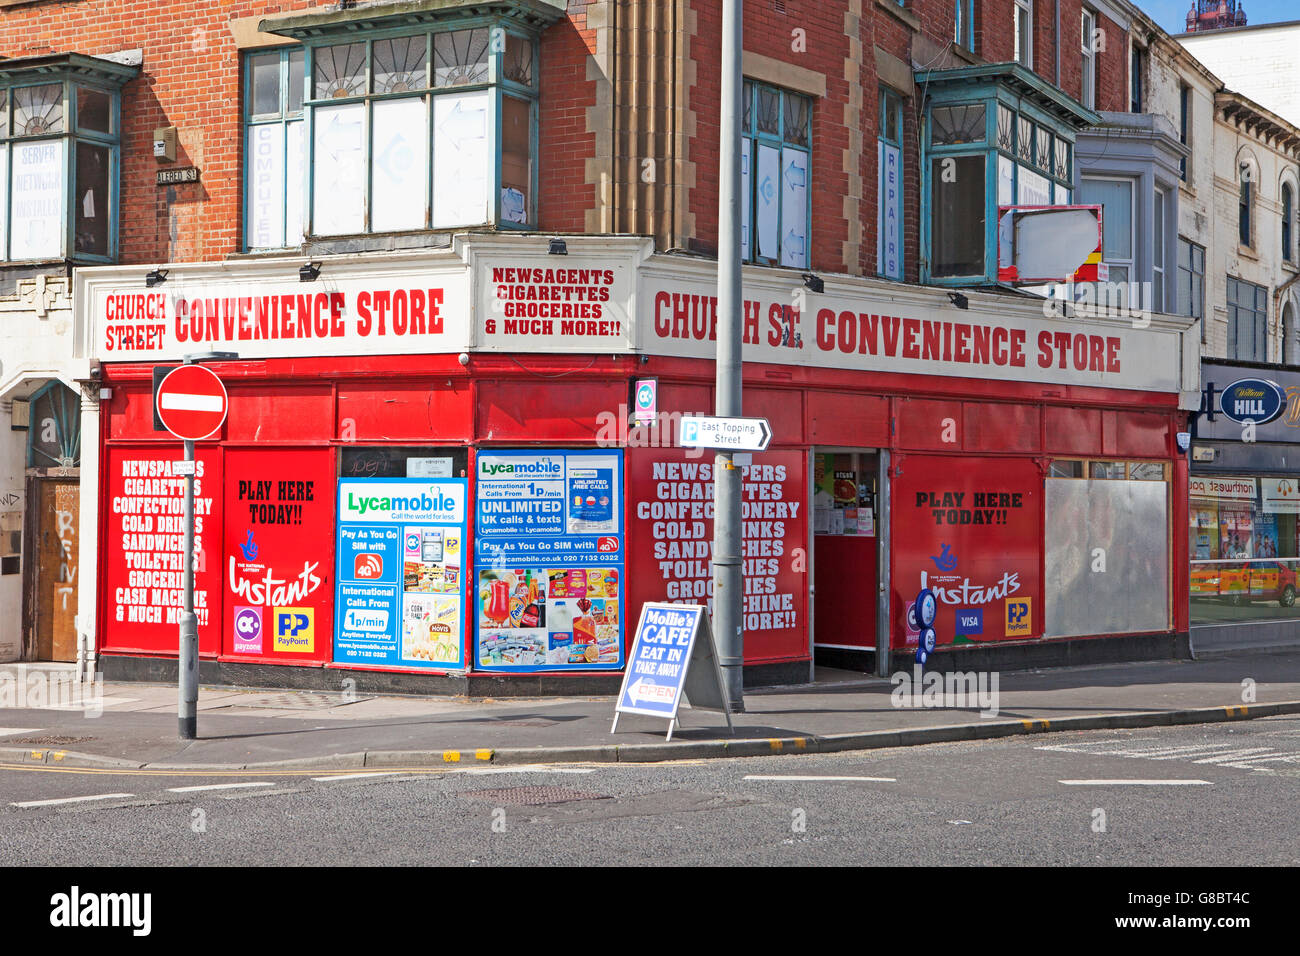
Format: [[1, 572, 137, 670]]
[[890, 665, 999, 717], [0, 665, 104, 717]]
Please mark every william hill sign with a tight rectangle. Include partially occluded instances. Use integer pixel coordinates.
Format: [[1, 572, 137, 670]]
[[1220, 378, 1286, 426]]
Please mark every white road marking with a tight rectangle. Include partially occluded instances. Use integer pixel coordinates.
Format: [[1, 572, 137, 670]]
[[160, 393, 223, 412], [166, 782, 274, 793], [11, 792, 135, 807], [310, 772, 403, 782], [0, 729, 42, 738], [1059, 779, 1213, 786], [743, 775, 897, 782]]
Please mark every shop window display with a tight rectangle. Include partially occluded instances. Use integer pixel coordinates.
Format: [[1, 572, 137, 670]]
[[1190, 476, 1300, 622]]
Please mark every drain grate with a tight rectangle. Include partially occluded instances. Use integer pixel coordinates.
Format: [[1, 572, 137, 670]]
[[12, 735, 96, 746], [459, 786, 610, 806]]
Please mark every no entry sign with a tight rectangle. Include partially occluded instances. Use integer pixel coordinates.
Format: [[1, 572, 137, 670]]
[[154, 364, 228, 441]]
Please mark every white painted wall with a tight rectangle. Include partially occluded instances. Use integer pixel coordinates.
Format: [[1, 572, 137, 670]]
[[1180, 24, 1300, 129], [0, 274, 86, 662]]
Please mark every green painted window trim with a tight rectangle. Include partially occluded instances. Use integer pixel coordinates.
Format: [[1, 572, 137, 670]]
[[1, 77, 122, 264], [741, 78, 813, 270]]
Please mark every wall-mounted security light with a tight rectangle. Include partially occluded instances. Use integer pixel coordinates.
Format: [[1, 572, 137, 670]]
[[145, 269, 168, 288], [548, 238, 568, 255], [299, 262, 321, 282], [947, 291, 969, 310], [801, 273, 824, 294]]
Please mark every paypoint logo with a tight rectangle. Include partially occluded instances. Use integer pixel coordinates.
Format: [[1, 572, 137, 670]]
[[273, 607, 315, 652], [1005, 598, 1032, 637]]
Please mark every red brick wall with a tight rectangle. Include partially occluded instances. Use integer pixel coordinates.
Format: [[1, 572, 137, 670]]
[[537, 1, 599, 234], [1, 1, 333, 265], [1094, 11, 1127, 113], [688, 0, 853, 273], [0, 0, 600, 263]]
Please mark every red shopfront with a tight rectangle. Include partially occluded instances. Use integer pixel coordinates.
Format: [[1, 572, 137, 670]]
[[80, 237, 1197, 691]]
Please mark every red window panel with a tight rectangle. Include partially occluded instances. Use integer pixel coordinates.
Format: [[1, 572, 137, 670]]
[[807, 391, 889, 447], [1113, 411, 1171, 458], [477, 379, 627, 442], [225, 385, 334, 442], [336, 382, 472, 442], [895, 397, 963, 451], [1044, 406, 1103, 456], [963, 402, 1041, 454]]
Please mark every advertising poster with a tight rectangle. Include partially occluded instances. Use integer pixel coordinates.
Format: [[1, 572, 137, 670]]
[[223, 449, 335, 662], [892, 455, 1041, 646], [473, 450, 623, 671], [625, 448, 807, 664], [101, 447, 223, 656], [333, 478, 468, 670]]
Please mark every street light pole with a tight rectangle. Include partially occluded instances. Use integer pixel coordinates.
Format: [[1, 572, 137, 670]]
[[714, 0, 745, 711]]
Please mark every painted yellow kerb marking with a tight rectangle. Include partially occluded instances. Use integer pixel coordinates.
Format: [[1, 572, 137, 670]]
[[768, 739, 783, 752], [793, 738, 807, 750], [53, 752, 64, 762], [475, 749, 493, 761], [30, 751, 43, 760], [1225, 705, 1249, 717], [443, 751, 461, 763]]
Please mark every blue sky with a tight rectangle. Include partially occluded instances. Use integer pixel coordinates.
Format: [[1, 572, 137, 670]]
[[1139, 0, 1299, 34]]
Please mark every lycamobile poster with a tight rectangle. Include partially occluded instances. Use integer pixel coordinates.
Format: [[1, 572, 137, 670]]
[[333, 479, 468, 669], [474, 450, 624, 671]]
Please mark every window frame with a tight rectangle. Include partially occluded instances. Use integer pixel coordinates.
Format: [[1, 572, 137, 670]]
[[1178, 83, 1191, 182], [1239, 164, 1254, 249], [1177, 236, 1205, 337], [954, 0, 974, 52], [1081, 9, 1096, 111], [1130, 43, 1145, 113], [877, 86, 904, 280], [0, 76, 123, 264], [1014, 0, 1034, 70], [1283, 181, 1294, 264], [275, 17, 540, 242], [740, 78, 813, 270], [243, 47, 306, 252], [922, 88, 1077, 284], [1227, 275, 1268, 362], [1079, 175, 1135, 293]]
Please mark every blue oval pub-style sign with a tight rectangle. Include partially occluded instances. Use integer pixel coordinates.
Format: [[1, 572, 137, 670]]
[[1220, 378, 1287, 426]]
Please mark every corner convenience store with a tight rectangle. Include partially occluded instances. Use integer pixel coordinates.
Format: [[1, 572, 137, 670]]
[[74, 234, 1200, 691]]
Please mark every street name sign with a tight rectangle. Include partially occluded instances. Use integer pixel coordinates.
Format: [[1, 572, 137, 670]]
[[678, 415, 772, 451], [612, 603, 734, 741]]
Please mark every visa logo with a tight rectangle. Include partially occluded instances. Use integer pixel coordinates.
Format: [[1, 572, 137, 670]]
[[955, 608, 983, 635]]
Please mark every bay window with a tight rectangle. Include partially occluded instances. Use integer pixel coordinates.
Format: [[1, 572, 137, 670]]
[[253, 8, 545, 247], [0, 55, 135, 263], [921, 64, 1090, 285]]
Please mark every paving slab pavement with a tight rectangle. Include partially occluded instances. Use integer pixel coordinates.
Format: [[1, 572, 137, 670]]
[[2, 651, 1298, 769]]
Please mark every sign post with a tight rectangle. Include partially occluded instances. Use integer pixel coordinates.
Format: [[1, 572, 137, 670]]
[[612, 603, 734, 741], [154, 359, 230, 739], [679, 415, 772, 452]]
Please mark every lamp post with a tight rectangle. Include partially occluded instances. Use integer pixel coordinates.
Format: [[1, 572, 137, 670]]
[[713, 0, 746, 711]]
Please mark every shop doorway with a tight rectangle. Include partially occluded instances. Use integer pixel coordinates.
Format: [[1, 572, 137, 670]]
[[812, 449, 880, 664], [30, 479, 79, 662]]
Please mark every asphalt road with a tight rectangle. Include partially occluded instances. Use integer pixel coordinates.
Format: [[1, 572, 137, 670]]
[[3, 716, 1298, 867]]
